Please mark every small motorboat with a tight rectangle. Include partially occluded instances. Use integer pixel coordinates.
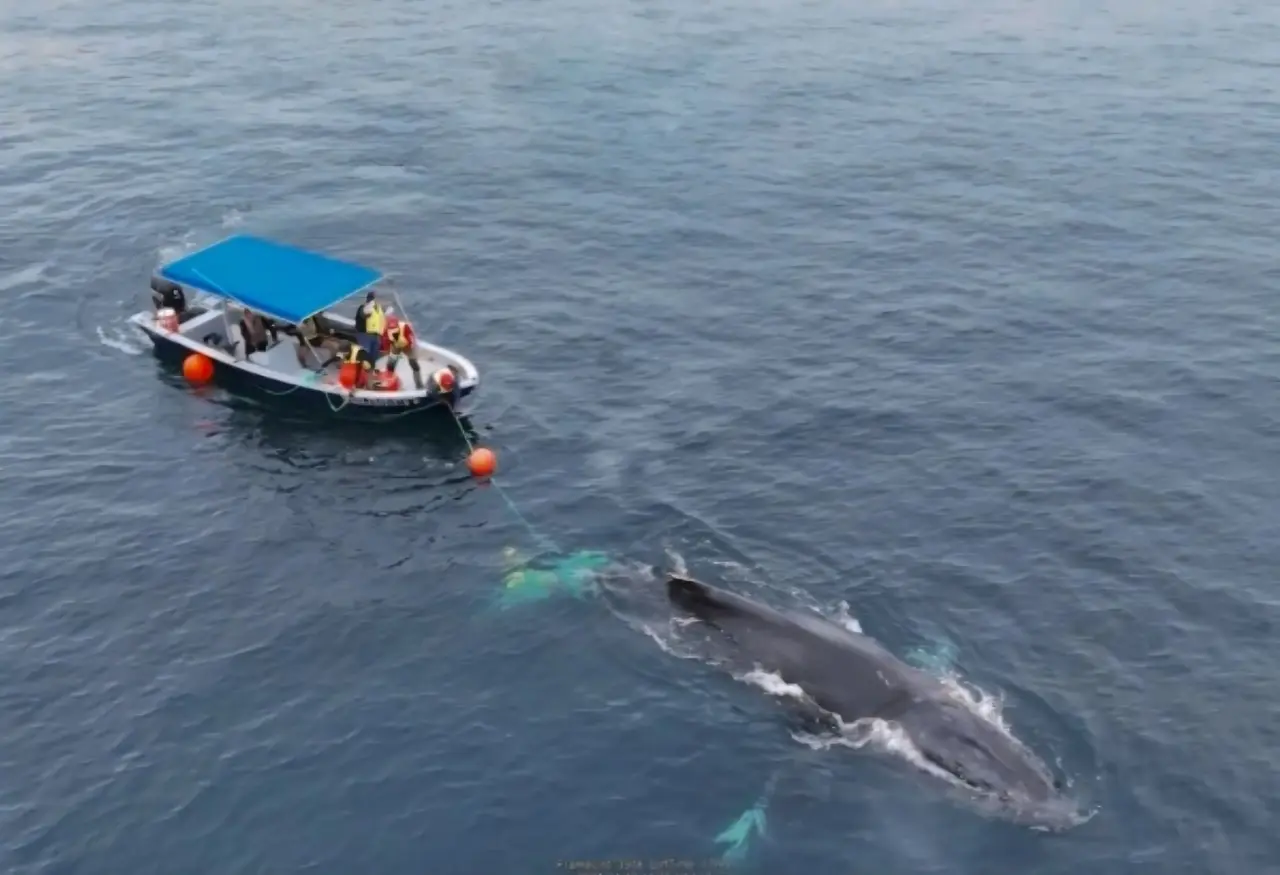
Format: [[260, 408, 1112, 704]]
[[128, 234, 480, 419]]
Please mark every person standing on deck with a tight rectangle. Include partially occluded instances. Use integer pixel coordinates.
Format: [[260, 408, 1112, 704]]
[[354, 291, 386, 367], [384, 315, 424, 389]]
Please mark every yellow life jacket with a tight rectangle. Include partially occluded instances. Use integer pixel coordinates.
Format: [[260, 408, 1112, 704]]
[[343, 345, 368, 367], [364, 303, 386, 336]]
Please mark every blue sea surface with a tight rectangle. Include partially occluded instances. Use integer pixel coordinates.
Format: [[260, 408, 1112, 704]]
[[2, 0, 1280, 872]]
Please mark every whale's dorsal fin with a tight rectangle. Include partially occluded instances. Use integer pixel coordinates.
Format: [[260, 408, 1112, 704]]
[[667, 573, 709, 599], [667, 574, 758, 622]]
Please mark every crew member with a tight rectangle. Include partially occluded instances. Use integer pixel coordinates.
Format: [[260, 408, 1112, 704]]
[[428, 365, 458, 407], [353, 291, 385, 367], [384, 316, 423, 389], [238, 309, 277, 358], [340, 339, 372, 389]]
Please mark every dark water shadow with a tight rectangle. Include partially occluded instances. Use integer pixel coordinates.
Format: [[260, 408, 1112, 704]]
[[229, 402, 471, 457], [176, 386, 478, 464]]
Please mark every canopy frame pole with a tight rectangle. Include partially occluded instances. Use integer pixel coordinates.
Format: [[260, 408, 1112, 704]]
[[385, 277, 424, 340]]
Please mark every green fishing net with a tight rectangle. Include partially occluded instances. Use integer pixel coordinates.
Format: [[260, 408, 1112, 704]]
[[495, 547, 612, 607]]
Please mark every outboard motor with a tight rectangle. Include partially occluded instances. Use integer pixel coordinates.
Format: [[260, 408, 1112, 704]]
[[150, 276, 186, 314]]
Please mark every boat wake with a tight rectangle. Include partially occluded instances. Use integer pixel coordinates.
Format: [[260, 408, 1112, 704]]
[[96, 325, 146, 356]]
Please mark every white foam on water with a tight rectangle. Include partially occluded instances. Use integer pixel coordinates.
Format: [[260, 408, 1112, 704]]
[[664, 548, 688, 577], [796, 715, 965, 789], [737, 668, 809, 703], [708, 557, 757, 584], [640, 622, 680, 655], [157, 232, 198, 267], [790, 730, 833, 751], [935, 673, 1013, 737], [96, 325, 145, 356], [637, 618, 707, 663], [831, 599, 862, 634]]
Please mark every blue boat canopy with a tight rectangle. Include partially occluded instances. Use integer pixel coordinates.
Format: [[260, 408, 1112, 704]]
[[158, 234, 383, 325]]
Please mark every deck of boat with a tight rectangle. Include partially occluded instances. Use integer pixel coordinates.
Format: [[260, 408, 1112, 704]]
[[231, 321, 439, 391], [151, 304, 463, 394]]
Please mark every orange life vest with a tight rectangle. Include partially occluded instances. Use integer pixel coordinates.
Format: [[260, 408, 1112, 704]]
[[388, 321, 415, 351]]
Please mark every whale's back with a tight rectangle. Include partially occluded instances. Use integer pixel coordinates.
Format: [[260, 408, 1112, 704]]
[[667, 575, 927, 721], [666, 575, 1077, 828]]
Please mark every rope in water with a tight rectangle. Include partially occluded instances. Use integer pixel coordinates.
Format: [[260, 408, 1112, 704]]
[[259, 373, 312, 397], [444, 405, 560, 555], [210, 305, 550, 546], [257, 371, 352, 412], [439, 395, 778, 865]]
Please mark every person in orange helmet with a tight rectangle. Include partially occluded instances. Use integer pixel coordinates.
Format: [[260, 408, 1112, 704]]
[[428, 365, 459, 406], [383, 315, 424, 390]]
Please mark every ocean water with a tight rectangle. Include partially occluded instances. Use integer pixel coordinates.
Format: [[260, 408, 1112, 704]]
[[2, 0, 1279, 872]]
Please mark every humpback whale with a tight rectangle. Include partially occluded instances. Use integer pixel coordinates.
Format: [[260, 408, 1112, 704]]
[[666, 574, 1081, 830]]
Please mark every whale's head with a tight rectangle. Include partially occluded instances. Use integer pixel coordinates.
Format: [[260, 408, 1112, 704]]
[[898, 699, 1081, 830]]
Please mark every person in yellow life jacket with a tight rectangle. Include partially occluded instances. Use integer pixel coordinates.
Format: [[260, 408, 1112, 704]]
[[340, 339, 372, 389], [353, 290, 386, 366], [384, 316, 423, 389]]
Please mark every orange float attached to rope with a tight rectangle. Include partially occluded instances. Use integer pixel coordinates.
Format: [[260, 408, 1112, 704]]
[[183, 353, 213, 384], [467, 447, 496, 478]]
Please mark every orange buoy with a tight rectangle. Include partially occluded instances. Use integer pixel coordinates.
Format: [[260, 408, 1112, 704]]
[[182, 353, 213, 384], [338, 362, 359, 389], [374, 370, 401, 392], [467, 447, 497, 478]]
